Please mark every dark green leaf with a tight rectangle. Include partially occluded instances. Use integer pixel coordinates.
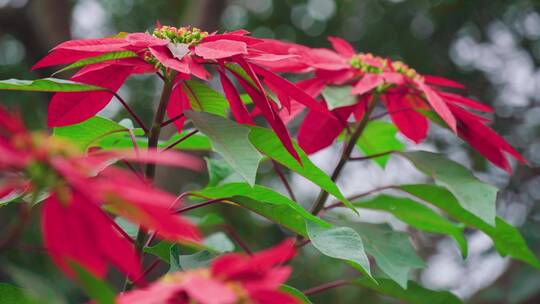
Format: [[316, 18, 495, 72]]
[[0, 283, 33, 304], [186, 111, 262, 186], [354, 277, 462, 304], [195, 183, 330, 236], [321, 85, 357, 110], [183, 80, 229, 117], [354, 194, 468, 257], [206, 158, 244, 187], [0, 78, 106, 92], [71, 263, 116, 304], [6, 265, 67, 304], [53, 51, 138, 75], [356, 121, 404, 168], [400, 151, 498, 226], [306, 221, 374, 281], [401, 184, 539, 268], [144, 241, 173, 263], [248, 126, 355, 212], [53, 116, 126, 151], [353, 223, 424, 288]]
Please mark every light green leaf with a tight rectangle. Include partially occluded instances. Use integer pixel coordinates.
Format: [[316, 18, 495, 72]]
[[354, 223, 424, 288], [400, 151, 498, 226], [71, 263, 116, 304], [280, 285, 313, 304], [99, 129, 212, 151], [203, 232, 235, 253], [183, 80, 229, 117], [0, 78, 106, 92], [53, 116, 126, 151], [355, 277, 462, 304], [322, 85, 357, 110], [356, 121, 404, 168], [53, 51, 138, 75], [186, 111, 262, 186], [354, 195, 468, 257], [205, 158, 244, 187], [114, 217, 138, 239], [6, 265, 67, 304], [195, 183, 330, 236], [178, 251, 216, 270], [401, 184, 539, 268], [306, 221, 374, 281], [248, 126, 355, 213]]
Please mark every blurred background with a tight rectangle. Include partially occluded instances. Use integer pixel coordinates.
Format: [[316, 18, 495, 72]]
[[1, 0, 540, 303]]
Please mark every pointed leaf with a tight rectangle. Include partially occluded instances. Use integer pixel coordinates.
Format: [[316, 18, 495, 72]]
[[195, 183, 330, 236], [0, 78, 106, 92], [354, 277, 462, 304], [185, 111, 262, 186], [70, 262, 116, 304], [53, 116, 126, 151], [183, 80, 229, 117], [353, 224, 424, 288], [401, 184, 539, 268], [306, 221, 374, 281], [354, 195, 467, 257], [400, 151, 497, 226], [248, 126, 356, 213], [321, 85, 357, 110], [280, 285, 313, 304], [355, 121, 405, 168], [53, 51, 138, 75]]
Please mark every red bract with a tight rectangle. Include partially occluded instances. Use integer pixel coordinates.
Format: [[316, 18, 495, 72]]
[[0, 106, 202, 280], [34, 25, 329, 161], [282, 36, 525, 172], [117, 239, 299, 304]]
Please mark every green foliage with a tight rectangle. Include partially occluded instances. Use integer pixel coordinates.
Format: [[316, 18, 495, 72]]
[[401, 151, 498, 226], [306, 221, 374, 281], [248, 126, 356, 212], [0, 283, 33, 304], [280, 285, 313, 304], [402, 184, 539, 268], [53, 116, 126, 150], [356, 121, 405, 168], [183, 80, 230, 117], [321, 85, 357, 110], [355, 277, 463, 304], [354, 194, 468, 257], [53, 51, 138, 75], [186, 111, 262, 186], [195, 183, 329, 236], [0, 78, 106, 92], [71, 263, 116, 304]]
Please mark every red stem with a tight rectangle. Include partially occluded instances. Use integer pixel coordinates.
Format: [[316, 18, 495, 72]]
[[303, 279, 350, 296], [162, 130, 199, 152]]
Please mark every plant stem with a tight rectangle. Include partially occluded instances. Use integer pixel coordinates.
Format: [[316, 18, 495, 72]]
[[322, 185, 398, 212], [303, 279, 350, 296], [124, 75, 175, 291], [109, 91, 148, 134], [272, 160, 297, 201], [348, 150, 397, 161], [162, 129, 199, 151], [173, 198, 227, 213], [309, 97, 378, 216], [222, 224, 253, 255]]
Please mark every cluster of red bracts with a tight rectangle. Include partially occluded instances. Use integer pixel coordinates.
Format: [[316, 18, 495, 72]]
[[0, 106, 202, 281], [117, 239, 298, 304], [258, 36, 526, 173]]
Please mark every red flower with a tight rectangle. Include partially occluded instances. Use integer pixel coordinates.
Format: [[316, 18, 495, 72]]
[[117, 239, 299, 304], [279, 36, 525, 172], [0, 106, 202, 280], [34, 25, 328, 161]]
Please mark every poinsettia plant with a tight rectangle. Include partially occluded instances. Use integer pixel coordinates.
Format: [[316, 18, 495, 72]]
[[0, 24, 537, 304]]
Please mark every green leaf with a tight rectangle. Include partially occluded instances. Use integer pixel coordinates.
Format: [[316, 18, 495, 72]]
[[321, 85, 357, 110], [53, 51, 138, 75], [178, 251, 217, 270], [248, 126, 355, 213], [306, 221, 374, 281], [0, 78, 106, 92], [114, 217, 138, 239], [353, 223, 424, 288], [186, 111, 262, 186], [280, 285, 313, 304], [0, 283, 32, 304], [401, 184, 540, 268], [356, 121, 404, 168], [354, 194, 468, 257], [354, 277, 462, 304], [144, 241, 173, 263], [203, 232, 235, 253], [195, 183, 330, 236], [53, 116, 126, 151], [99, 129, 212, 151], [400, 151, 498, 226], [6, 265, 67, 304], [188, 213, 225, 227], [205, 158, 244, 187], [183, 80, 229, 117], [71, 263, 116, 304]]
